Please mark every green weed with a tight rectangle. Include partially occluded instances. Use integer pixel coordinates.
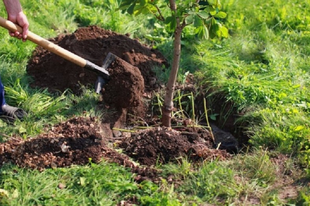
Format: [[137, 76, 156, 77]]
[[177, 161, 238, 204]]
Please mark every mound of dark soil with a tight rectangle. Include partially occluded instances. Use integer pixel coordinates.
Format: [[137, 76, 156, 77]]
[[119, 127, 231, 166], [0, 117, 159, 182], [0, 117, 229, 182], [27, 26, 167, 116], [27, 26, 168, 95], [0, 117, 105, 169]]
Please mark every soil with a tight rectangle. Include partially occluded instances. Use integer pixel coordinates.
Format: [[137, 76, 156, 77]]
[[27, 26, 167, 95], [2, 25, 230, 173], [0, 117, 160, 183], [102, 55, 145, 109]]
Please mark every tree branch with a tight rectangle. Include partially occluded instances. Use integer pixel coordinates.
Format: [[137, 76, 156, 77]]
[[169, 0, 176, 12], [153, 4, 165, 21]]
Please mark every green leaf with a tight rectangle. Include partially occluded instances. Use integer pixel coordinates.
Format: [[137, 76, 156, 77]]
[[209, 114, 218, 121], [202, 5, 213, 13], [186, 14, 195, 25], [198, 10, 210, 19], [119, 0, 134, 11], [18, 126, 27, 134], [195, 25, 209, 39], [212, 22, 229, 38], [165, 16, 174, 24], [219, 25, 229, 38], [294, 125, 305, 132], [127, 3, 136, 14], [209, 18, 218, 38], [140, 0, 146, 6], [163, 15, 176, 32], [80, 177, 86, 186], [134, 4, 147, 15], [143, 3, 158, 14], [169, 17, 177, 31], [215, 11, 227, 19], [210, 9, 217, 16], [194, 15, 204, 27], [120, 0, 132, 7]]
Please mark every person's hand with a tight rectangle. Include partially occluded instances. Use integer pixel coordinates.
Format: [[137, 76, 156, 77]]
[[3, 0, 29, 41], [7, 11, 29, 41]]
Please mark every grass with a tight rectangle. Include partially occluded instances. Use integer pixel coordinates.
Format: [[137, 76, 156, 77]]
[[0, 0, 310, 205], [0, 162, 144, 205], [189, 0, 310, 167], [0, 161, 186, 206]]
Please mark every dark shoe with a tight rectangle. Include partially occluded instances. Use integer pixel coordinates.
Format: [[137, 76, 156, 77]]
[[0, 104, 27, 124]]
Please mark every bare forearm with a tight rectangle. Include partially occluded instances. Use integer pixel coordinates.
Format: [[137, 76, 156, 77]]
[[2, 0, 29, 40], [3, 0, 23, 17]]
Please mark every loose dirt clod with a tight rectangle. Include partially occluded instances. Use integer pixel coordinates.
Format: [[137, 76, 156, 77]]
[[103, 56, 144, 108]]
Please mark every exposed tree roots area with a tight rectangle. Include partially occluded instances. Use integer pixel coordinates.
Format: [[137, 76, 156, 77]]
[[0, 26, 305, 202]]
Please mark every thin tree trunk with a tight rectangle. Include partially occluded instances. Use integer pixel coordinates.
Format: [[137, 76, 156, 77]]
[[162, 0, 183, 127]]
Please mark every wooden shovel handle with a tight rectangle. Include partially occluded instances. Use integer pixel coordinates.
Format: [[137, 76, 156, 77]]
[[0, 16, 87, 68]]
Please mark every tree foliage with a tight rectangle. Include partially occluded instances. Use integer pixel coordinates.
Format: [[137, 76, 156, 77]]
[[120, 0, 228, 38], [119, 0, 228, 127]]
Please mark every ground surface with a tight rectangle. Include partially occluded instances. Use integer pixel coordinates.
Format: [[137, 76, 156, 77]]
[[1, 26, 230, 178], [0, 26, 305, 203]]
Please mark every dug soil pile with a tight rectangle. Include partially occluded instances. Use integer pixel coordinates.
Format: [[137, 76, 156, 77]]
[[1, 26, 232, 181], [27, 26, 167, 95]]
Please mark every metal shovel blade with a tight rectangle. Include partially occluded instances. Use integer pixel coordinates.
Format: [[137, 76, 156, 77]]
[[95, 52, 117, 93]]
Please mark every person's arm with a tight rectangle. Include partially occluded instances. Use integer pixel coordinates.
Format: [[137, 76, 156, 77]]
[[3, 0, 29, 41]]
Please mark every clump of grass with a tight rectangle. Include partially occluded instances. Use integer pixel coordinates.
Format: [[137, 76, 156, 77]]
[[0, 162, 181, 206], [177, 161, 239, 204], [230, 149, 277, 186], [159, 158, 192, 180], [247, 106, 310, 167], [22, 0, 78, 35], [1, 82, 107, 137]]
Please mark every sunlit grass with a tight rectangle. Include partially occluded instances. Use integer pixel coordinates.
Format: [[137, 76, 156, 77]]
[[0, 0, 310, 204], [187, 0, 310, 172], [0, 162, 135, 206], [0, 161, 185, 206]]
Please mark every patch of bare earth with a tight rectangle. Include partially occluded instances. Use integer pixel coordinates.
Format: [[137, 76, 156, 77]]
[[233, 153, 308, 205], [270, 154, 308, 203]]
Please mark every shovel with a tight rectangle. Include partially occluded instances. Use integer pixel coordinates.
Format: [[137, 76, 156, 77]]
[[0, 16, 114, 93]]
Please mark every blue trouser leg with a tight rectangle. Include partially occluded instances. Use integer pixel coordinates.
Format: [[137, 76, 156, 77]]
[[0, 76, 6, 112]]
